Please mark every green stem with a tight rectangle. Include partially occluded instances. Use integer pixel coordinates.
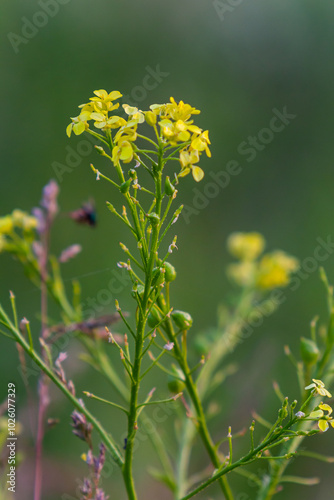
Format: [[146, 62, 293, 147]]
[[0, 305, 124, 466], [122, 151, 164, 500]]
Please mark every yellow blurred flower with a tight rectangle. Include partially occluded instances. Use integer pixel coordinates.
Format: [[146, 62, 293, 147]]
[[227, 261, 256, 287], [12, 210, 38, 230], [227, 232, 265, 261], [256, 251, 299, 289], [0, 216, 14, 234], [0, 234, 7, 252]]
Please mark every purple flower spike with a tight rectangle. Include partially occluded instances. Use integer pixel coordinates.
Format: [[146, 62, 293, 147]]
[[41, 179, 59, 218]]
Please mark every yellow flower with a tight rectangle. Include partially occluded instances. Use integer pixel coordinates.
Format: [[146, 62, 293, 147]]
[[123, 105, 145, 124], [256, 251, 299, 289], [159, 119, 191, 145], [88, 89, 122, 113], [12, 210, 38, 231], [179, 149, 204, 182], [310, 403, 334, 432], [0, 234, 7, 252], [191, 130, 211, 157], [227, 261, 256, 287], [90, 113, 126, 130], [227, 232, 265, 261], [165, 97, 201, 122], [67, 90, 123, 136], [305, 379, 332, 398], [0, 216, 14, 234], [112, 140, 134, 164], [66, 111, 91, 137]]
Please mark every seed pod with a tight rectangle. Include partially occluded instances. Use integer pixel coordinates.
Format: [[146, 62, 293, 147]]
[[300, 337, 319, 366], [120, 179, 132, 194], [163, 262, 177, 282], [167, 366, 186, 394], [165, 176, 176, 196], [152, 267, 165, 287], [147, 306, 162, 328], [172, 310, 193, 330]]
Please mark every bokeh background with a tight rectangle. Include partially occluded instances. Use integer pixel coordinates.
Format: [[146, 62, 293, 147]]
[[1, 0, 334, 498]]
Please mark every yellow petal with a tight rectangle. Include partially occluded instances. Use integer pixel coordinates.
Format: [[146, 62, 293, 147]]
[[178, 167, 191, 178], [90, 112, 105, 121], [109, 90, 122, 100], [93, 89, 108, 99], [73, 121, 86, 135], [66, 123, 73, 137], [319, 403, 332, 415], [318, 419, 329, 432], [192, 166, 204, 182], [310, 410, 324, 419], [191, 137, 205, 151]]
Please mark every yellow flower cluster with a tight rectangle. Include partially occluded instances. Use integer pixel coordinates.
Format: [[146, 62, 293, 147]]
[[227, 232, 299, 290], [66, 91, 210, 181], [306, 380, 334, 432], [146, 97, 210, 182], [0, 210, 38, 253]]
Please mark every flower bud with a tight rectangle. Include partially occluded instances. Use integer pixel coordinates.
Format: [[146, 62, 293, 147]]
[[165, 176, 176, 197], [120, 179, 132, 194], [300, 337, 319, 366], [132, 284, 145, 299], [128, 169, 137, 181], [145, 111, 157, 126], [172, 310, 193, 330], [147, 306, 162, 328], [163, 262, 177, 282]]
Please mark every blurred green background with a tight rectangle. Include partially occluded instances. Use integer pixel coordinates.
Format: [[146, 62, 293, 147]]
[[1, 0, 334, 498]]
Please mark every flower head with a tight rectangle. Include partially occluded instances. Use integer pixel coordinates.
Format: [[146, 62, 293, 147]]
[[227, 232, 265, 261], [305, 379, 332, 398], [256, 251, 299, 290], [310, 403, 334, 432]]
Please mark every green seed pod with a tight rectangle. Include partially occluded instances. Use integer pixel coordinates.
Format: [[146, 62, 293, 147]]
[[194, 336, 211, 356], [172, 310, 193, 330], [147, 212, 160, 226], [120, 178, 132, 194], [167, 366, 185, 394], [147, 306, 162, 328], [300, 337, 319, 366], [164, 262, 177, 282], [165, 176, 176, 196], [152, 267, 165, 287]]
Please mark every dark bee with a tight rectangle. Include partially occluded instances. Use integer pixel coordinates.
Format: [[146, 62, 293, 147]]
[[69, 200, 97, 227]]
